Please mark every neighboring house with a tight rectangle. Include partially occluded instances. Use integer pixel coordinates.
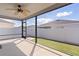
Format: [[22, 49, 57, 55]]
[[27, 20, 79, 45], [0, 19, 14, 28]]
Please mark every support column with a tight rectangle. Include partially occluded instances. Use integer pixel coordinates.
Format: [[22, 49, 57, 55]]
[[21, 20, 27, 39], [21, 20, 24, 38], [25, 20, 27, 39], [35, 16, 37, 43]]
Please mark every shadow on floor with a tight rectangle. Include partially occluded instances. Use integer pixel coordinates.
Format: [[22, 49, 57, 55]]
[[30, 43, 37, 56]]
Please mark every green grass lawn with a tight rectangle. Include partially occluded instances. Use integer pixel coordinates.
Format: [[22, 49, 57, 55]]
[[32, 38, 79, 56]]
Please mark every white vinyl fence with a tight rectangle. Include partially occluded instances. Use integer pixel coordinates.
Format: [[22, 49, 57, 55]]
[[27, 25, 79, 45], [0, 27, 21, 40], [1, 24, 79, 45]]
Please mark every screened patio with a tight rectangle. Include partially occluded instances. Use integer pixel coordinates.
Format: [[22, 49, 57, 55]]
[[0, 3, 71, 56]]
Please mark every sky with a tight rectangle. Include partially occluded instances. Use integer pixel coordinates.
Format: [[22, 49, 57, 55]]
[[27, 3, 79, 26], [2, 3, 79, 27]]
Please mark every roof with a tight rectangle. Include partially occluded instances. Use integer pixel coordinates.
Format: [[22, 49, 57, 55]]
[[0, 3, 70, 20]]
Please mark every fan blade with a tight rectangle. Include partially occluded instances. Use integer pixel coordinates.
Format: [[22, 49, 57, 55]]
[[22, 11, 28, 17], [25, 9, 30, 13], [5, 8, 17, 10], [14, 11, 19, 15], [12, 3, 21, 8], [5, 3, 20, 10], [23, 8, 30, 13]]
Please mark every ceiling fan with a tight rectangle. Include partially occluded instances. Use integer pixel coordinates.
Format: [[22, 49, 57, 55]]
[[6, 4, 30, 18]]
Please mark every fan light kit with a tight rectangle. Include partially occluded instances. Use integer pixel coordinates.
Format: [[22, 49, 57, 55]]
[[6, 4, 30, 18]]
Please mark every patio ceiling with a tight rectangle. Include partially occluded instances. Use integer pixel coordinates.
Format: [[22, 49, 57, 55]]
[[0, 3, 71, 20]]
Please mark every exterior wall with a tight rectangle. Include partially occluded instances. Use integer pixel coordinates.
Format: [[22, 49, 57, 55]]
[[27, 23, 79, 45]]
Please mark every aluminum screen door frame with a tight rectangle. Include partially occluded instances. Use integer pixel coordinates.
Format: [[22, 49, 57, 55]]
[[21, 20, 27, 39], [35, 16, 37, 43], [21, 17, 37, 43]]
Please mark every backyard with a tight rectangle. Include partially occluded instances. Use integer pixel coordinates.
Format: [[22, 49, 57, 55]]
[[32, 38, 79, 56]]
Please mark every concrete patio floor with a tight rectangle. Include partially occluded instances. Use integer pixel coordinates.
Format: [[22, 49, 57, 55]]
[[0, 43, 26, 56], [0, 38, 69, 56]]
